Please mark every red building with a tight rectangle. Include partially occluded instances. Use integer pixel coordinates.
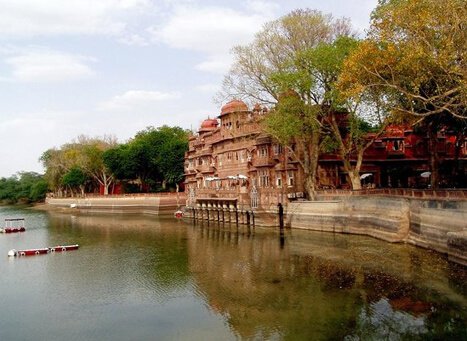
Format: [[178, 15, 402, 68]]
[[185, 100, 466, 210]]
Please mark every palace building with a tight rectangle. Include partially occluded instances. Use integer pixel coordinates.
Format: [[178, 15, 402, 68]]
[[184, 100, 305, 213], [184, 100, 467, 213]]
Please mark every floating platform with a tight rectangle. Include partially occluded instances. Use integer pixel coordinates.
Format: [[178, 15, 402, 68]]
[[8, 244, 79, 257], [1, 218, 26, 234], [1, 227, 26, 233]]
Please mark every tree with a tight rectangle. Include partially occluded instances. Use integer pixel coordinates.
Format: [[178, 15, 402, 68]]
[[304, 36, 392, 190], [219, 9, 355, 198], [61, 167, 88, 197], [153, 126, 189, 191], [40, 148, 70, 196], [41, 136, 117, 196], [29, 179, 48, 202], [75, 136, 117, 195], [339, 0, 467, 188], [0, 172, 48, 204], [131, 126, 188, 191]]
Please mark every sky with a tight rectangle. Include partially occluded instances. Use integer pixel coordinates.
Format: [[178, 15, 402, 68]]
[[0, 0, 377, 178]]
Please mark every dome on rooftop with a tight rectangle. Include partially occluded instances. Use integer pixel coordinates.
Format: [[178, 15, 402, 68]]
[[198, 117, 218, 133], [220, 99, 248, 116]]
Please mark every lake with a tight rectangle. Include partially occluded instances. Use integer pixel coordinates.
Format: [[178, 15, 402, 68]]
[[0, 206, 465, 340]]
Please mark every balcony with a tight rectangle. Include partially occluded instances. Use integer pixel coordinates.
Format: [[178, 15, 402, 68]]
[[251, 156, 276, 168]]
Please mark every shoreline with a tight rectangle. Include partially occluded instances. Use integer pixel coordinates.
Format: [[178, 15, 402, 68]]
[[39, 195, 467, 267]]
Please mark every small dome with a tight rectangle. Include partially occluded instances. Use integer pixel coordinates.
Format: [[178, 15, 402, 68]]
[[220, 99, 248, 116], [199, 117, 218, 132]]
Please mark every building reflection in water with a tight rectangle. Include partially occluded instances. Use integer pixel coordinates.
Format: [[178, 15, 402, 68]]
[[44, 213, 466, 340], [186, 223, 466, 340]]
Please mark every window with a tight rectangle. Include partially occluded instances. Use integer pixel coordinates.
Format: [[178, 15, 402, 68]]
[[258, 146, 268, 157], [287, 171, 294, 187], [273, 144, 283, 155], [227, 152, 232, 161], [259, 170, 269, 187], [276, 176, 282, 188], [392, 140, 404, 151]]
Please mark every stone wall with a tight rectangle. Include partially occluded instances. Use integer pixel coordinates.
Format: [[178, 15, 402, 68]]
[[46, 194, 185, 216], [287, 196, 467, 266]]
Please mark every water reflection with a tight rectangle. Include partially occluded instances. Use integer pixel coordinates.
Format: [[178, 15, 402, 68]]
[[186, 223, 466, 340], [0, 207, 465, 340]]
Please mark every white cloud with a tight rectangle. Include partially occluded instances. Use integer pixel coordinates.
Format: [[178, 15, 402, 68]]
[[149, 5, 275, 74], [0, 0, 152, 37], [195, 83, 221, 93], [118, 33, 151, 46], [98, 90, 181, 111], [195, 55, 233, 74], [244, 0, 279, 17], [5, 49, 95, 82]]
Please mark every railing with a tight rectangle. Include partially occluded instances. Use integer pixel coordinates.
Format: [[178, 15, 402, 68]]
[[316, 188, 467, 199]]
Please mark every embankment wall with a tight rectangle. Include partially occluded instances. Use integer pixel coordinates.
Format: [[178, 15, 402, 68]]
[[287, 196, 467, 266], [46, 194, 184, 216]]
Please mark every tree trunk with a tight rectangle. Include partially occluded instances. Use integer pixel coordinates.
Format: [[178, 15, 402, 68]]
[[348, 171, 362, 190], [427, 126, 439, 189], [308, 132, 320, 200]]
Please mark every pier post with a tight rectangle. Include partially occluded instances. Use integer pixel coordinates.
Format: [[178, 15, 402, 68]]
[[278, 203, 284, 230]]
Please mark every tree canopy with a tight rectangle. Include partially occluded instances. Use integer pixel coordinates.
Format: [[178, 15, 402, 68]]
[[339, 0, 466, 121], [219, 9, 370, 195], [0, 172, 48, 204], [41, 126, 188, 196]]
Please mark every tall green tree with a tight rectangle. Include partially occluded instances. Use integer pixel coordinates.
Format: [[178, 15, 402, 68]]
[[153, 126, 189, 190], [61, 167, 88, 197], [132, 125, 188, 191], [219, 9, 356, 197]]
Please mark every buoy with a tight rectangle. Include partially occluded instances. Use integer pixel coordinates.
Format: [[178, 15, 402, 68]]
[[7, 244, 79, 257], [174, 210, 184, 218]]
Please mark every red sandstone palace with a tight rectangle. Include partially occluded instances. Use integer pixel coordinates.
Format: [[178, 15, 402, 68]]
[[184, 100, 466, 211]]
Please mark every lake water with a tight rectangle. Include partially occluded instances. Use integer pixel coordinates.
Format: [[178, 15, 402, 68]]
[[0, 206, 465, 340]]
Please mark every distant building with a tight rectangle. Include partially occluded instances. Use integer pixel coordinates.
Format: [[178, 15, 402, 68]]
[[185, 100, 466, 211]]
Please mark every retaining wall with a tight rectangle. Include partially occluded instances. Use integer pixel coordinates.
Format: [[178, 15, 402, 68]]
[[287, 196, 467, 266], [46, 195, 184, 216]]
